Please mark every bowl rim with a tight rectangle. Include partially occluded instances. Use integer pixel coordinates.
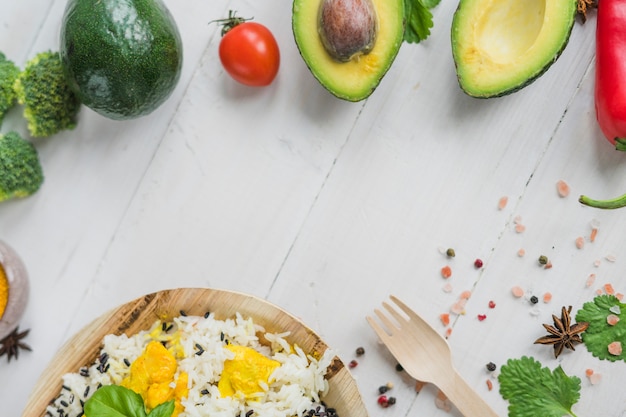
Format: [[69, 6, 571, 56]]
[[22, 287, 369, 417]]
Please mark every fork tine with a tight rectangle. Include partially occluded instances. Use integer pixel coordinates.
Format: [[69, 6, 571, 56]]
[[390, 295, 429, 325], [366, 315, 391, 342], [382, 300, 410, 327], [390, 295, 448, 345], [373, 307, 400, 334]]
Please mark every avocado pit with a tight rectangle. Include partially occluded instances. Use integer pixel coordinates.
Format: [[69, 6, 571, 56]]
[[318, 0, 378, 62]]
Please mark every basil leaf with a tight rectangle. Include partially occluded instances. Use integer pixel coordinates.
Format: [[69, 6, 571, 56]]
[[84, 385, 147, 417], [148, 400, 175, 417]]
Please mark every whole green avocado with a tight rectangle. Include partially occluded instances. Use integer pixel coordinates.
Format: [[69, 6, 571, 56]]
[[60, 0, 183, 120]]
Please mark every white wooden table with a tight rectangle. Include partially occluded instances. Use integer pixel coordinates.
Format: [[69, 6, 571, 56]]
[[3, 1, 626, 416]]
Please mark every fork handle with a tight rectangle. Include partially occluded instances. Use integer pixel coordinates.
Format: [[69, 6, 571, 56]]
[[439, 370, 500, 417]]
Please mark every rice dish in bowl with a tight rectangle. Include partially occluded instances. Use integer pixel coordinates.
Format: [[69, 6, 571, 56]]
[[24, 288, 366, 417], [48, 312, 335, 417]]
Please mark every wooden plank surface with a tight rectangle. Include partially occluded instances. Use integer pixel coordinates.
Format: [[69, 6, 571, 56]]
[[2, 0, 625, 416]]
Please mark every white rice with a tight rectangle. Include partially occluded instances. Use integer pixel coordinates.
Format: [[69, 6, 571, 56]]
[[45, 312, 335, 417]]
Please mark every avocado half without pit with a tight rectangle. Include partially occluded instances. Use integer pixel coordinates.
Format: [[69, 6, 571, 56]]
[[293, 0, 405, 102], [451, 0, 578, 98]]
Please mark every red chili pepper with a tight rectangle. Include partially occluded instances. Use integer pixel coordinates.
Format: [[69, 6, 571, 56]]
[[595, 0, 626, 151], [579, 0, 626, 208]]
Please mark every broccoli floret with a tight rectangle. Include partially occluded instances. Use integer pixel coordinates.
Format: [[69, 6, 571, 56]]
[[0, 131, 44, 201], [13, 51, 80, 137], [0, 52, 20, 125]]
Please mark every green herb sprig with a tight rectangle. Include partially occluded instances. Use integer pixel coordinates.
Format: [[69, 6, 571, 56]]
[[84, 385, 175, 417], [403, 0, 441, 43], [498, 356, 581, 417], [577, 294, 626, 361]]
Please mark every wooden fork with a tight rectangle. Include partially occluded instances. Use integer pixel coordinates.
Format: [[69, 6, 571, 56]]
[[367, 295, 499, 417]]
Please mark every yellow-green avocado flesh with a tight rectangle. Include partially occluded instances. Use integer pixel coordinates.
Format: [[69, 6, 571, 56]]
[[451, 0, 577, 98], [293, 0, 405, 102]]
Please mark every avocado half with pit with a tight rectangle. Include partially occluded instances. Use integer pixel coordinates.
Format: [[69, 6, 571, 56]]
[[293, 0, 405, 102], [451, 0, 577, 98]]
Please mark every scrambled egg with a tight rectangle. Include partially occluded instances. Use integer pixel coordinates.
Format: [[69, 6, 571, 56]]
[[218, 344, 280, 399], [122, 341, 188, 416]]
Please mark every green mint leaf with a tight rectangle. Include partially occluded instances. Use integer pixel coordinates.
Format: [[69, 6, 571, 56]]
[[84, 385, 147, 417], [498, 356, 581, 417], [148, 400, 175, 417], [577, 294, 626, 361], [403, 0, 434, 44]]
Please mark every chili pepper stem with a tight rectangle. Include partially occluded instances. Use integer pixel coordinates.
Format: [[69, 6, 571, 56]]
[[579, 192, 626, 209], [615, 138, 626, 152]]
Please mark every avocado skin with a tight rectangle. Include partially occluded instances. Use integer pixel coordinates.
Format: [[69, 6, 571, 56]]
[[60, 0, 183, 120], [451, 0, 577, 99], [292, 0, 405, 102]]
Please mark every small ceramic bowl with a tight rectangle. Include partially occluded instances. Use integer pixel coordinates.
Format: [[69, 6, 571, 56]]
[[0, 240, 29, 340]]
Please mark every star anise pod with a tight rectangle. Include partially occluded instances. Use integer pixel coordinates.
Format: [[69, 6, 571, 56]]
[[0, 327, 32, 362], [535, 306, 589, 358]]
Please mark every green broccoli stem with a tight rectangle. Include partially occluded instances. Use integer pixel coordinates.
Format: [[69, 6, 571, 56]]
[[579, 192, 626, 209]]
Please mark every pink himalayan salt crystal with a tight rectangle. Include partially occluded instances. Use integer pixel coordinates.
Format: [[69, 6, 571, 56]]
[[586, 369, 602, 385], [498, 196, 508, 210], [589, 372, 602, 385], [511, 286, 525, 298], [556, 180, 570, 197], [607, 314, 620, 326], [451, 298, 467, 315], [459, 290, 472, 300], [441, 265, 452, 279], [442, 282, 453, 293], [608, 341, 623, 356], [517, 248, 526, 257], [575, 236, 585, 249], [586, 274, 596, 288], [435, 391, 452, 412], [543, 292, 552, 303]]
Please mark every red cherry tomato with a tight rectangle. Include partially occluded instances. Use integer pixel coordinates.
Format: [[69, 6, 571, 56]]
[[218, 17, 280, 87]]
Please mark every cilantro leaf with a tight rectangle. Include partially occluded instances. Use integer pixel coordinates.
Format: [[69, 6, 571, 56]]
[[498, 356, 581, 417], [84, 385, 174, 417], [403, 0, 435, 44], [576, 294, 626, 362], [419, 0, 441, 10]]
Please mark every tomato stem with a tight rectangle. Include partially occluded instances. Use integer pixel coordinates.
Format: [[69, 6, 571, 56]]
[[209, 10, 253, 36], [579, 192, 626, 209]]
